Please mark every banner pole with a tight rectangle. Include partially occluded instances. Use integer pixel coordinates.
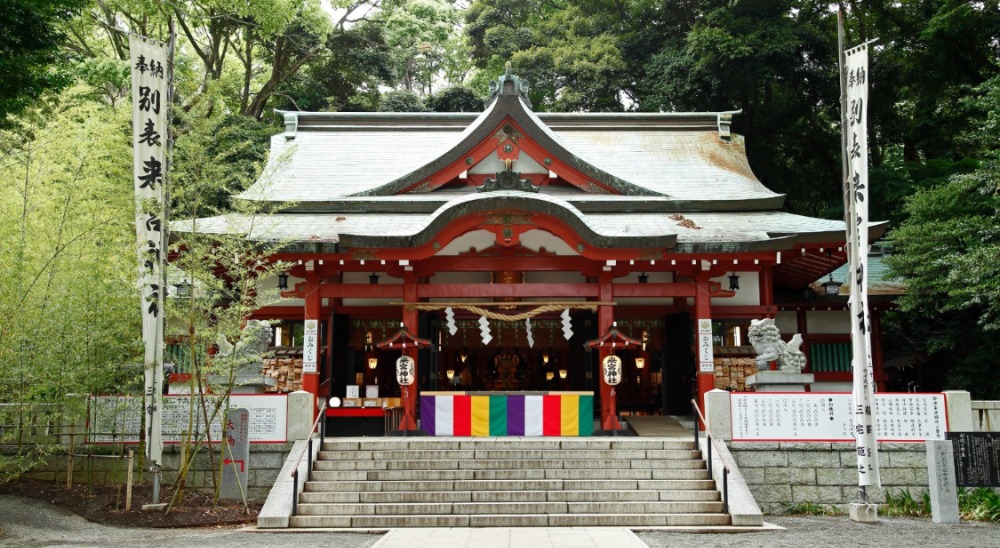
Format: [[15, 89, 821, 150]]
[[836, 10, 863, 503]]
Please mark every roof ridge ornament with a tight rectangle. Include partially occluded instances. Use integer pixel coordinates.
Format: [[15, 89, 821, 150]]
[[489, 62, 532, 108], [479, 161, 538, 194]]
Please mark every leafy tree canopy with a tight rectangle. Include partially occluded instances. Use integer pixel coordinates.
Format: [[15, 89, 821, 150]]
[[0, 0, 86, 128], [885, 75, 1000, 397]]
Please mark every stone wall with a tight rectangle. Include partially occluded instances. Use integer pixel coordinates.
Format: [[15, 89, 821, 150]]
[[973, 400, 1000, 432], [19, 443, 293, 502], [729, 441, 928, 514]]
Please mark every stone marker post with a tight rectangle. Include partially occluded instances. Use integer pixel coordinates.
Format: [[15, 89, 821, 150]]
[[220, 408, 250, 500], [927, 439, 960, 524]]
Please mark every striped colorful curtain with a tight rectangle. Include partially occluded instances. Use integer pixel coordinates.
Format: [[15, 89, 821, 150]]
[[420, 393, 594, 436]]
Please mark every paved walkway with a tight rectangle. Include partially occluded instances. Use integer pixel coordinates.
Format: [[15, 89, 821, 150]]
[[371, 527, 648, 548], [5, 494, 1000, 548], [625, 415, 692, 437]]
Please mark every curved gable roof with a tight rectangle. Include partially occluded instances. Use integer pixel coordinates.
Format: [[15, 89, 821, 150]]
[[354, 91, 656, 197], [237, 73, 783, 210]]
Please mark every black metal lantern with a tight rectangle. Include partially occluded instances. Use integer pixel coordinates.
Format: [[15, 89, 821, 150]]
[[174, 279, 192, 299], [823, 277, 843, 296], [728, 272, 740, 291], [369, 272, 380, 284], [277, 272, 289, 290], [822, 249, 842, 296]]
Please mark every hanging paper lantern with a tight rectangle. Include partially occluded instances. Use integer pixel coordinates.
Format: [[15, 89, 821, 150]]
[[396, 355, 415, 386], [602, 355, 622, 386]]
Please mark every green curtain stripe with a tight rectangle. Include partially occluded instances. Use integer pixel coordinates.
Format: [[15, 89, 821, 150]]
[[579, 395, 594, 436], [489, 395, 508, 436]]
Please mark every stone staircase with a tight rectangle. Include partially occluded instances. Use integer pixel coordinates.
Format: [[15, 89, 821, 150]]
[[289, 437, 730, 528]]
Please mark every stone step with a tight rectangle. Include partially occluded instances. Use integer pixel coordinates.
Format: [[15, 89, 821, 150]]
[[315, 448, 702, 461], [297, 488, 721, 505], [308, 467, 709, 482], [294, 500, 726, 517], [288, 513, 731, 528], [312, 456, 703, 471], [319, 438, 696, 452], [547, 513, 732, 527], [302, 478, 718, 493]]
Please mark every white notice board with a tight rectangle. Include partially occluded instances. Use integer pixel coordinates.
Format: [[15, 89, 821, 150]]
[[89, 394, 287, 444], [730, 392, 948, 442]]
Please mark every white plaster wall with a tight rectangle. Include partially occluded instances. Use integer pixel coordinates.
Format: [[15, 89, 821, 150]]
[[711, 271, 760, 306], [437, 229, 496, 255], [435, 228, 579, 257], [774, 311, 798, 333], [806, 310, 851, 334], [342, 271, 402, 284], [612, 271, 674, 284], [519, 229, 578, 255], [263, 273, 304, 307]]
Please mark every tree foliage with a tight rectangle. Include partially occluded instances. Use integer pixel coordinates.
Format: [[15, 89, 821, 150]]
[[885, 75, 1000, 398], [0, 0, 86, 128], [0, 88, 140, 477]]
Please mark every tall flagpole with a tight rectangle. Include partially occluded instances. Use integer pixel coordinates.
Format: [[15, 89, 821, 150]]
[[838, 9, 881, 514]]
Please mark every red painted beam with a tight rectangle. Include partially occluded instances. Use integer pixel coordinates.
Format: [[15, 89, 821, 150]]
[[318, 285, 405, 299], [416, 283, 599, 299], [418, 256, 597, 272], [612, 283, 695, 298]]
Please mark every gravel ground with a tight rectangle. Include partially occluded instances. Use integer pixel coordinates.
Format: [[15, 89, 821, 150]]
[[639, 515, 1000, 548], [4, 494, 999, 548], [0, 495, 380, 548]]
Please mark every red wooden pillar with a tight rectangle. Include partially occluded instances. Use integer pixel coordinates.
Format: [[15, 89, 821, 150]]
[[694, 280, 714, 419], [398, 274, 419, 431], [598, 275, 621, 431], [759, 265, 775, 314], [303, 277, 321, 400], [871, 307, 886, 392]]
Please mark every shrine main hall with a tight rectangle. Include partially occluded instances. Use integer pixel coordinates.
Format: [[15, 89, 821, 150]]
[[188, 70, 885, 434]]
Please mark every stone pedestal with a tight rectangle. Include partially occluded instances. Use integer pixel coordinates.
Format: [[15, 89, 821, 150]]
[[745, 371, 814, 392], [927, 440, 961, 524], [207, 375, 277, 394], [849, 503, 879, 523]]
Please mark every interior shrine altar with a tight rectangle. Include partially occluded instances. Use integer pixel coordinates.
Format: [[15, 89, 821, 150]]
[[419, 391, 594, 437]]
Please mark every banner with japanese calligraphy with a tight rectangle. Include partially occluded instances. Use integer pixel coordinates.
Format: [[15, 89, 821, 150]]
[[844, 42, 880, 487], [130, 35, 169, 467]]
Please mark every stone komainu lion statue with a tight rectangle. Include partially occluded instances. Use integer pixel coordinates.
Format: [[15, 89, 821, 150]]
[[748, 318, 806, 373], [215, 320, 273, 376]]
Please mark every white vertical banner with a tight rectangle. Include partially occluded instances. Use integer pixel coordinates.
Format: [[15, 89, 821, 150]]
[[844, 41, 880, 488], [302, 319, 319, 373], [130, 35, 169, 467]]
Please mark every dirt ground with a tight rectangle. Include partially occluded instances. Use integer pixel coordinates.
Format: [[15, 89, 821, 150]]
[[0, 478, 259, 528]]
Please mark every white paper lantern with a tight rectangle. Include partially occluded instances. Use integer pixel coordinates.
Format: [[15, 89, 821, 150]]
[[396, 355, 415, 386], [602, 355, 622, 386]]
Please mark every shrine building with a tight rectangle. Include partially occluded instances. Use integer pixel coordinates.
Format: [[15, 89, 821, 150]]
[[186, 70, 888, 434]]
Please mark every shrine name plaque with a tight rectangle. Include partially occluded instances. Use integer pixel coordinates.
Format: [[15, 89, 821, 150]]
[[946, 432, 1000, 487]]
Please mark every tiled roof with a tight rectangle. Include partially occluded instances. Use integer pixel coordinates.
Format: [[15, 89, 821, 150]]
[[238, 107, 780, 208], [176, 197, 863, 254]]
